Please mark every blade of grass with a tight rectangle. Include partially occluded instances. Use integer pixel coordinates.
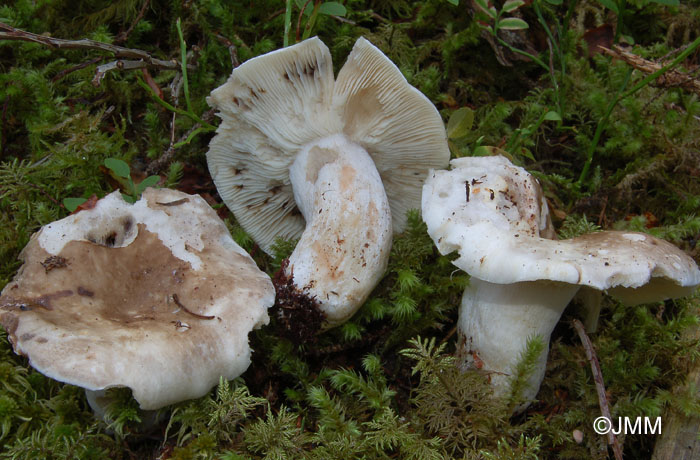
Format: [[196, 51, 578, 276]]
[[175, 18, 192, 115]]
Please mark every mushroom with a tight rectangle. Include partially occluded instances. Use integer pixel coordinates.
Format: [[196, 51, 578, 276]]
[[421, 155, 700, 406], [206, 37, 449, 331], [0, 188, 274, 411]]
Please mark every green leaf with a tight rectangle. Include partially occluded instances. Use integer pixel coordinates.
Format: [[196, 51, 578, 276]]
[[121, 193, 136, 204], [447, 107, 474, 139], [596, 0, 619, 13], [474, 0, 496, 18], [63, 197, 87, 212], [104, 158, 131, 179], [318, 2, 347, 16], [544, 111, 562, 121], [446, 0, 459, 4], [502, 0, 525, 12], [648, 0, 679, 5], [136, 175, 161, 194], [497, 17, 529, 30], [544, 0, 563, 4]]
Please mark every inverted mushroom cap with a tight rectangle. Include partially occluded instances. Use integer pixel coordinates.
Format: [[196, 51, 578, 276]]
[[207, 36, 450, 254], [422, 155, 700, 300], [0, 189, 274, 410]]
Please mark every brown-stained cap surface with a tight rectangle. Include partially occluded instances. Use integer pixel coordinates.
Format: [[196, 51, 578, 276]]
[[0, 188, 274, 409], [423, 156, 700, 302]]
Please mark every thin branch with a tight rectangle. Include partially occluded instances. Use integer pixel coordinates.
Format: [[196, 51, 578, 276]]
[[92, 59, 149, 86], [0, 22, 193, 71], [600, 45, 700, 97], [115, 0, 150, 44], [572, 319, 623, 460], [51, 56, 104, 82]]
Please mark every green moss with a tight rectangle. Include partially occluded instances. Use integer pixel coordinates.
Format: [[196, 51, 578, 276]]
[[1, 0, 699, 458]]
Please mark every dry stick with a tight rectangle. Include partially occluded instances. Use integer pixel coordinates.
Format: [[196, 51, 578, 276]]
[[0, 22, 194, 72], [115, 0, 151, 44], [600, 45, 700, 97], [572, 318, 624, 460], [51, 56, 104, 82]]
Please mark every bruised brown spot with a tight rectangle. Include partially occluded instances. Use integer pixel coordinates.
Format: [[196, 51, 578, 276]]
[[34, 290, 74, 310], [77, 286, 94, 297], [339, 164, 356, 193], [312, 240, 344, 281]]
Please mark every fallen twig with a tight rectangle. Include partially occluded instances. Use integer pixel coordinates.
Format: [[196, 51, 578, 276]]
[[600, 45, 700, 97], [572, 318, 623, 460], [0, 22, 194, 81], [115, 0, 151, 44]]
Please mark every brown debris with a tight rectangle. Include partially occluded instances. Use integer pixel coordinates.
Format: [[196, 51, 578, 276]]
[[271, 259, 326, 344]]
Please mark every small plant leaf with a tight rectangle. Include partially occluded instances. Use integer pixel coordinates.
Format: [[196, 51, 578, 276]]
[[104, 158, 131, 179], [447, 107, 475, 139], [544, 0, 563, 4], [63, 197, 87, 212], [544, 111, 562, 121], [446, 0, 459, 4], [474, 0, 496, 18], [121, 193, 136, 204], [318, 2, 347, 16], [497, 17, 529, 30], [596, 0, 619, 13], [502, 0, 525, 12], [648, 0, 679, 5], [136, 175, 161, 194]]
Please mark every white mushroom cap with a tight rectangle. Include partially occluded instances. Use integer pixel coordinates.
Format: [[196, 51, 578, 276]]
[[207, 36, 449, 254], [0, 188, 274, 410], [422, 156, 700, 297], [422, 154, 700, 408]]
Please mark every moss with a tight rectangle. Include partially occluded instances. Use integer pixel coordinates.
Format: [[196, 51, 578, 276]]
[[1, 0, 699, 458]]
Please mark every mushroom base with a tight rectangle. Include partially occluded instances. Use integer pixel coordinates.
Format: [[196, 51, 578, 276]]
[[272, 259, 327, 343], [456, 278, 579, 409]]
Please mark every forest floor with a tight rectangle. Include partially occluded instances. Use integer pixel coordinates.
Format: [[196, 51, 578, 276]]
[[0, 1, 699, 459]]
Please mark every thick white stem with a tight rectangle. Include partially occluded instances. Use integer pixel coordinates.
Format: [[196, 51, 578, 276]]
[[457, 278, 579, 405], [286, 134, 392, 326]]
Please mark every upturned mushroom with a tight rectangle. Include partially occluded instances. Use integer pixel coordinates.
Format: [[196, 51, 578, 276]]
[[0, 188, 274, 411], [206, 37, 449, 332], [422, 155, 700, 406]]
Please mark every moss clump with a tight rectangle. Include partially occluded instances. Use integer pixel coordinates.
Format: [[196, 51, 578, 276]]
[[1, 0, 699, 458]]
